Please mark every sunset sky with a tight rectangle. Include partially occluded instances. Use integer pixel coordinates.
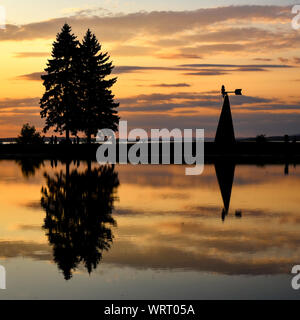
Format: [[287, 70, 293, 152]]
[[0, 0, 300, 138]]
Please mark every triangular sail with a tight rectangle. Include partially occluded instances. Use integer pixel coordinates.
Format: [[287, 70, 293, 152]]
[[215, 95, 235, 144]]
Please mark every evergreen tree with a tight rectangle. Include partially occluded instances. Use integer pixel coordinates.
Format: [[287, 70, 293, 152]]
[[79, 29, 119, 143], [40, 24, 80, 142]]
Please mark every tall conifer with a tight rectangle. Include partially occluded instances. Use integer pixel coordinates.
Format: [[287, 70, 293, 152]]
[[79, 29, 119, 143], [40, 24, 80, 142]]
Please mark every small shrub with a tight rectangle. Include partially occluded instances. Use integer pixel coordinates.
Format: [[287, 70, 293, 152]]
[[16, 123, 44, 145]]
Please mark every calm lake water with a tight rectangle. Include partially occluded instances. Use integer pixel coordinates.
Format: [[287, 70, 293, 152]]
[[0, 159, 300, 300]]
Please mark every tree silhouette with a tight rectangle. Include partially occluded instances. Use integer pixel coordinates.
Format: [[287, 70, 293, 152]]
[[79, 29, 119, 143], [41, 162, 119, 279], [40, 24, 80, 142], [256, 134, 267, 143], [16, 123, 44, 145]]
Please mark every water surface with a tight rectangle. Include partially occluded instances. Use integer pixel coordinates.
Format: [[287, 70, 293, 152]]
[[0, 160, 299, 299]]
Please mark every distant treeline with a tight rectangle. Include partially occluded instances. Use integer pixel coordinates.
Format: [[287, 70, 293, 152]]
[[239, 135, 300, 142], [0, 137, 95, 144], [1, 135, 299, 144]]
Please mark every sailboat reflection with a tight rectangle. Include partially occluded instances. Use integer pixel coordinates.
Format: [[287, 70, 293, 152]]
[[41, 161, 119, 280], [215, 161, 241, 221]]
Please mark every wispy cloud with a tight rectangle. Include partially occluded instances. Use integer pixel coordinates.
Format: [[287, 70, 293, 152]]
[[113, 63, 293, 75], [19, 62, 291, 80], [155, 53, 202, 60], [14, 52, 49, 58], [278, 56, 300, 64], [0, 97, 40, 109], [16, 72, 45, 81], [180, 63, 293, 69], [150, 83, 191, 88], [118, 92, 273, 113], [113, 66, 195, 74], [0, 6, 295, 60]]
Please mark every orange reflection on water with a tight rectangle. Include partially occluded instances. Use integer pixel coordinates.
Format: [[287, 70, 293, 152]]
[[0, 160, 299, 277]]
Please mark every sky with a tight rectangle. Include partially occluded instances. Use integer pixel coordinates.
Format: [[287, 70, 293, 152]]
[[0, 1, 300, 137], [1, 1, 299, 24]]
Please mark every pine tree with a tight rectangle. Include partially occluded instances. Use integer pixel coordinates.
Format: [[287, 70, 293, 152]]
[[40, 24, 80, 142], [79, 29, 119, 143]]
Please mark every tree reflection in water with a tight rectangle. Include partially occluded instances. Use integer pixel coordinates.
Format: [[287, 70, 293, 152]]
[[41, 162, 119, 280], [16, 158, 44, 179]]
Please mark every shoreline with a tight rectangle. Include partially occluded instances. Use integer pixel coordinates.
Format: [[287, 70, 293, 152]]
[[0, 142, 299, 164]]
